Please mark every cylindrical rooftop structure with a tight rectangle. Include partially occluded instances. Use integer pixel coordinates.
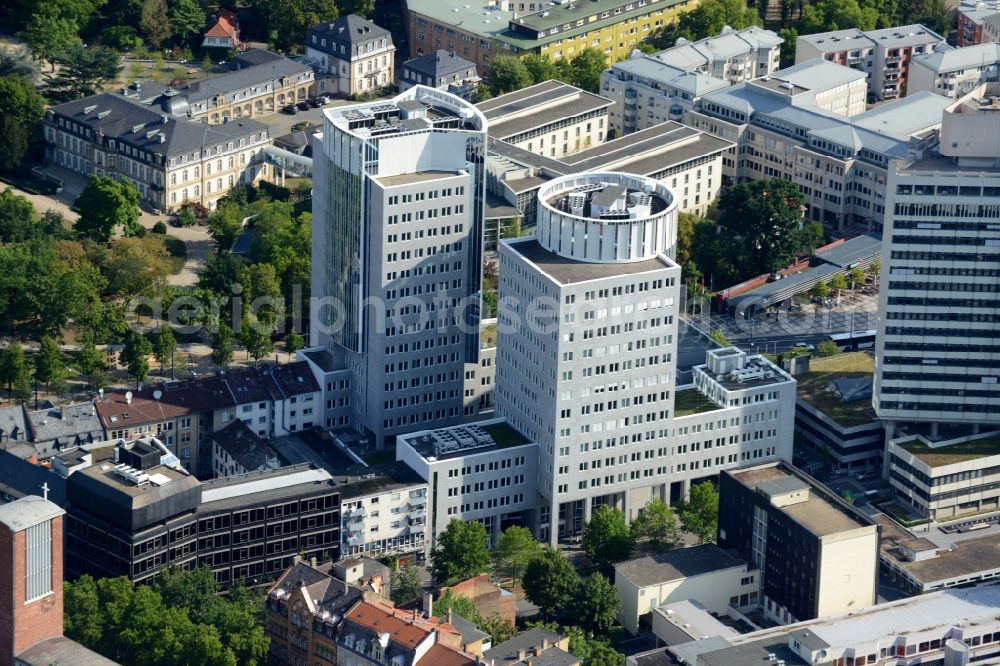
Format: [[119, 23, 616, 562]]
[[536, 172, 678, 263]]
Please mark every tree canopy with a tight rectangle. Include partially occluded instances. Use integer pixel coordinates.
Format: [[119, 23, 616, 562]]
[[582, 504, 633, 568], [674, 0, 760, 41], [0, 74, 46, 169], [717, 178, 807, 277], [572, 573, 620, 633], [678, 481, 719, 543], [73, 176, 142, 242], [522, 548, 578, 620], [47, 45, 122, 100], [492, 525, 543, 583], [629, 499, 681, 553], [486, 55, 532, 96], [430, 519, 491, 585]]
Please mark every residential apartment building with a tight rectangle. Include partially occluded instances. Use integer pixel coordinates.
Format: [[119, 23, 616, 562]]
[[307, 15, 395, 97], [202, 9, 240, 50], [687, 64, 950, 230], [24, 403, 104, 460], [64, 445, 341, 586], [338, 463, 429, 558], [210, 420, 279, 477], [174, 49, 315, 123], [477, 80, 613, 157], [602, 26, 783, 134], [874, 84, 1000, 435], [337, 601, 476, 666], [44, 87, 271, 212], [495, 172, 796, 544], [957, 0, 1000, 46], [396, 419, 539, 546], [796, 24, 946, 100], [717, 461, 879, 625], [909, 42, 1000, 99], [613, 544, 759, 634], [400, 50, 481, 100], [666, 584, 1000, 666], [405, 0, 697, 74], [487, 120, 731, 222], [310, 87, 491, 448], [484, 628, 576, 666]]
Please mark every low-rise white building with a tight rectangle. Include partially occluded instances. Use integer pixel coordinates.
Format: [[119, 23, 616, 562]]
[[307, 15, 395, 96], [909, 42, 1000, 99], [338, 463, 429, 559], [396, 418, 539, 548], [614, 544, 759, 635], [211, 420, 279, 477]]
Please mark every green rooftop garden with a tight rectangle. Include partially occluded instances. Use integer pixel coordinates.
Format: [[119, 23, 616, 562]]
[[899, 438, 1000, 468], [674, 388, 722, 417], [796, 352, 876, 428], [481, 322, 498, 348], [483, 422, 530, 447]]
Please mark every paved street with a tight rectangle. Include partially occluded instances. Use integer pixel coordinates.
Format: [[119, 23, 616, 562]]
[[258, 96, 363, 138]]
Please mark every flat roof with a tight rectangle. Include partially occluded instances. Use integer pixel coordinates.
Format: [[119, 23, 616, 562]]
[[731, 463, 872, 537], [898, 437, 1000, 467], [405, 0, 514, 39], [815, 233, 882, 268], [80, 461, 193, 498], [796, 352, 878, 428], [201, 465, 332, 505], [477, 80, 612, 140], [798, 27, 872, 52], [614, 544, 743, 588], [401, 419, 533, 462], [885, 531, 1000, 585], [376, 170, 461, 186], [505, 237, 673, 285]]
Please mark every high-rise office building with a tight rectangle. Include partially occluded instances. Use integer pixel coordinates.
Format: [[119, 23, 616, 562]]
[[495, 172, 796, 544], [310, 86, 489, 447], [875, 82, 1000, 435]]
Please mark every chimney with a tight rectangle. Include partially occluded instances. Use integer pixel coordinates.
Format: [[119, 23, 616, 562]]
[[541, 638, 549, 650], [422, 592, 433, 619], [310, 556, 317, 567], [517, 649, 526, 660], [447, 608, 453, 625], [344, 577, 349, 595]]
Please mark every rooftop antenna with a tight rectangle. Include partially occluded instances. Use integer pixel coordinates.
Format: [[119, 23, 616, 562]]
[[125, 391, 133, 405], [41, 482, 49, 501], [153, 389, 162, 401]]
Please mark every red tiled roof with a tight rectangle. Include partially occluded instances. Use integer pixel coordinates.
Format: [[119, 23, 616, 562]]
[[206, 17, 238, 38], [95, 392, 192, 428], [420, 644, 476, 666], [345, 602, 433, 649]]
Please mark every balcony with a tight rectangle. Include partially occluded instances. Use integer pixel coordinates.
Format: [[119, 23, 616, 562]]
[[408, 508, 426, 522], [345, 505, 366, 518], [346, 531, 364, 546]]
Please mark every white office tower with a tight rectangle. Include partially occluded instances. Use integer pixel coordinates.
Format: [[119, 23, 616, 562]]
[[310, 86, 487, 447], [875, 82, 1000, 436]]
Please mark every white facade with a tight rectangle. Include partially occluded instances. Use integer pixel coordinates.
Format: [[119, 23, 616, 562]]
[[602, 27, 783, 135], [311, 87, 491, 447], [396, 419, 539, 547], [908, 43, 1000, 99], [341, 481, 428, 557]]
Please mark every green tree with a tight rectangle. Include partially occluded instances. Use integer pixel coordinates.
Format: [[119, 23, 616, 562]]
[[492, 525, 542, 583], [210, 322, 236, 369], [676, 212, 699, 268], [35, 335, 68, 394], [630, 499, 681, 553], [572, 573, 620, 633], [0, 344, 31, 402], [169, 0, 205, 42], [794, 220, 826, 256], [899, 0, 950, 34], [709, 329, 732, 347], [868, 257, 880, 286], [102, 25, 143, 51], [829, 273, 848, 303], [522, 548, 578, 620], [478, 615, 518, 644], [430, 519, 491, 585], [207, 202, 244, 250], [435, 588, 481, 622], [240, 263, 283, 327], [717, 178, 806, 277], [815, 339, 842, 357], [674, 0, 760, 41], [0, 46, 41, 82], [470, 85, 492, 103], [140, 0, 173, 47], [522, 53, 560, 84], [812, 279, 829, 299], [250, 0, 339, 51], [487, 55, 532, 95], [285, 330, 304, 358], [19, 7, 82, 70], [389, 566, 422, 605], [586, 643, 627, 666], [105, 236, 173, 297], [73, 176, 142, 242], [47, 45, 122, 100], [241, 316, 273, 365], [340, 0, 375, 17], [678, 481, 719, 543], [566, 48, 607, 92], [582, 505, 633, 567], [77, 332, 107, 388], [778, 27, 797, 66], [0, 188, 38, 242], [0, 74, 46, 169], [800, 0, 879, 33], [850, 266, 867, 292], [154, 325, 176, 375], [120, 331, 152, 386]]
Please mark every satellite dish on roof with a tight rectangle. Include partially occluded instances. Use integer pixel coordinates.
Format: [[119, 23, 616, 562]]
[[99, 388, 104, 397], [125, 391, 133, 405], [153, 389, 162, 400]]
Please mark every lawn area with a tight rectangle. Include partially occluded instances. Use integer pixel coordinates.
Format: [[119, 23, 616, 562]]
[[482, 422, 530, 447], [481, 322, 498, 348], [795, 352, 875, 427], [674, 388, 722, 417], [899, 437, 1000, 467], [162, 235, 188, 274]]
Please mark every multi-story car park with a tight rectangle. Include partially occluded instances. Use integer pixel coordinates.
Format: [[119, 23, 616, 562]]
[[44, 85, 271, 212], [602, 26, 783, 135], [309, 87, 493, 449], [494, 172, 796, 544], [396, 419, 539, 546], [686, 61, 951, 231], [795, 24, 946, 101]]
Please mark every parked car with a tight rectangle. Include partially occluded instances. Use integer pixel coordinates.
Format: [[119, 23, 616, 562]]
[[291, 121, 310, 132], [296, 101, 310, 111], [316, 95, 330, 105], [793, 342, 815, 352], [281, 104, 298, 115]]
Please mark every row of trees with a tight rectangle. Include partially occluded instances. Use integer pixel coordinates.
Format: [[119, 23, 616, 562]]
[[64, 566, 269, 666], [480, 49, 608, 97]]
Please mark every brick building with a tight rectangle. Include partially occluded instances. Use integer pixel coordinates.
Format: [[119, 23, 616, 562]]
[[439, 574, 516, 625]]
